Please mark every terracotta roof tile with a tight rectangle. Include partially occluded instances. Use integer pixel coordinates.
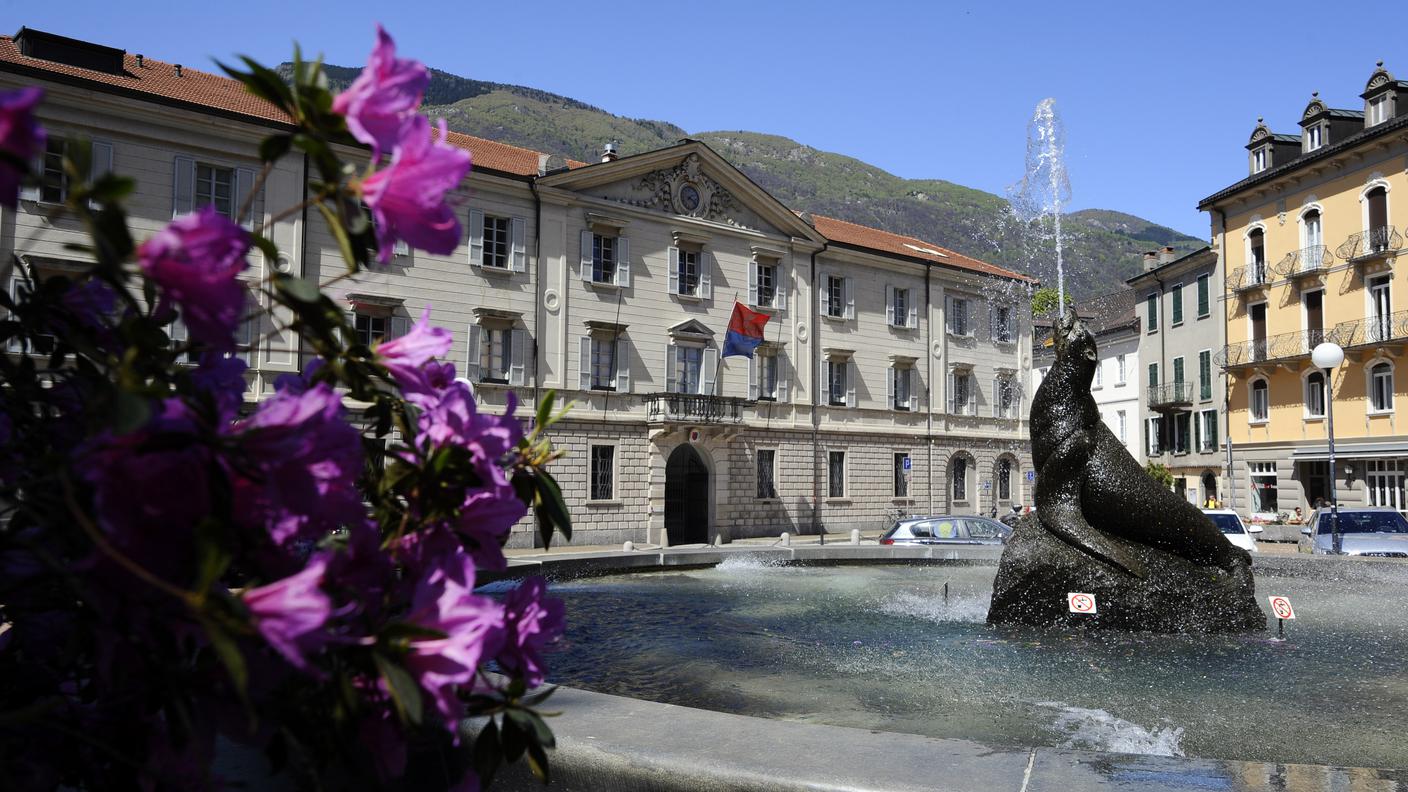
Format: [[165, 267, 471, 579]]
[[0, 35, 573, 177], [808, 213, 1034, 283]]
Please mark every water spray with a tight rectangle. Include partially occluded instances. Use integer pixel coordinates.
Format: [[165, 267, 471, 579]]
[[1009, 98, 1072, 316]]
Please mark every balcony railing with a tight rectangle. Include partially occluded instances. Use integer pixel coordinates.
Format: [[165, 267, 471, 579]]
[[1332, 309, 1408, 348], [1336, 226, 1402, 262], [1148, 381, 1194, 409], [1214, 329, 1336, 368], [643, 392, 745, 424], [1227, 263, 1270, 293], [1273, 245, 1333, 279]]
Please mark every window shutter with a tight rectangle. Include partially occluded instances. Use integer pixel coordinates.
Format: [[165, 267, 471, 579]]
[[235, 167, 256, 229], [616, 236, 630, 287], [1209, 411, 1218, 451], [820, 277, 830, 314], [509, 328, 528, 386], [778, 353, 791, 402], [18, 149, 42, 201], [614, 337, 630, 393], [389, 315, 411, 340], [468, 209, 485, 267], [775, 265, 788, 311], [701, 347, 719, 394], [579, 336, 592, 390], [465, 324, 482, 381], [748, 354, 759, 400], [886, 285, 896, 326], [88, 141, 114, 209], [908, 369, 919, 412], [393, 239, 410, 257], [1194, 413, 1202, 452], [579, 229, 594, 282], [699, 252, 713, 300], [886, 364, 895, 408], [944, 296, 954, 333], [843, 277, 855, 320], [665, 343, 678, 393], [748, 259, 759, 306], [667, 247, 680, 295], [172, 155, 195, 217], [947, 369, 955, 413], [846, 359, 857, 408], [510, 217, 526, 272], [907, 297, 917, 329]]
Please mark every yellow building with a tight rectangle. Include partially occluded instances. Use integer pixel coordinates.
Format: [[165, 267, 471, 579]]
[[1199, 61, 1408, 520]]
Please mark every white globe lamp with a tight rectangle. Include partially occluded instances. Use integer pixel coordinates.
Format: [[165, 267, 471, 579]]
[[1311, 342, 1343, 371], [1310, 341, 1344, 553]]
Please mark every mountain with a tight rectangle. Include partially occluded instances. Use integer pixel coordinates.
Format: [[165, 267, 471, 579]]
[[284, 64, 1204, 298]]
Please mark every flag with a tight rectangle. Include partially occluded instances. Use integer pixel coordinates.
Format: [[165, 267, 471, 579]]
[[722, 301, 769, 358]]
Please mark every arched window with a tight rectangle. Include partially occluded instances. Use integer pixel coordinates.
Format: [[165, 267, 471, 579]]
[[951, 455, 969, 502], [1366, 186, 1388, 239], [996, 457, 1013, 502], [1370, 362, 1394, 413], [1250, 378, 1269, 422], [1248, 228, 1266, 282], [1305, 371, 1325, 418], [1301, 209, 1324, 271]]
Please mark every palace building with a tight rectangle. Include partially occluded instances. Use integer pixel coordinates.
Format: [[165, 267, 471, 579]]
[[1199, 61, 1408, 518], [1, 28, 1036, 547]]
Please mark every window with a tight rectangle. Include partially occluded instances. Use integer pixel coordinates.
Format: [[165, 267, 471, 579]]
[[1366, 460, 1406, 511], [995, 374, 1019, 419], [1249, 461, 1278, 516], [823, 275, 851, 319], [948, 368, 975, 415], [828, 451, 846, 498], [996, 458, 1012, 501], [1145, 292, 1158, 332], [1366, 187, 1390, 252], [1148, 362, 1159, 392], [951, 457, 968, 502], [893, 453, 910, 498], [1199, 410, 1218, 453], [1116, 409, 1127, 444], [469, 324, 527, 386], [1305, 371, 1325, 418], [1171, 283, 1184, 325], [755, 262, 777, 308], [479, 327, 513, 383], [591, 336, 617, 391], [1146, 416, 1163, 456], [1307, 124, 1323, 151], [353, 313, 388, 348], [1303, 210, 1323, 257], [756, 450, 777, 499], [991, 304, 1015, 343], [1370, 362, 1394, 413], [1115, 354, 1127, 385], [39, 137, 67, 203], [1249, 229, 1266, 282], [1197, 274, 1210, 318], [592, 234, 617, 283], [1250, 378, 1269, 422], [1199, 350, 1212, 401], [673, 345, 703, 394], [195, 163, 235, 220], [947, 297, 971, 336], [589, 445, 615, 501], [1368, 95, 1389, 126], [827, 358, 851, 407], [1172, 356, 1183, 388], [480, 214, 511, 269], [887, 286, 913, 328], [890, 365, 913, 411], [1252, 147, 1268, 173], [752, 350, 780, 401], [1093, 359, 1104, 388], [579, 332, 628, 393], [1173, 412, 1191, 454], [1370, 275, 1392, 341]]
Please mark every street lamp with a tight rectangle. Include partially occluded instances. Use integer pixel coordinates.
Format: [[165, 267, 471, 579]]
[[1311, 341, 1345, 554]]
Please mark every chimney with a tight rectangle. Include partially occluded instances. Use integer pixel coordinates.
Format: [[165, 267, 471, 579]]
[[1142, 251, 1160, 271], [135, 54, 144, 68], [601, 141, 618, 163], [1159, 246, 1177, 264], [174, 64, 182, 77]]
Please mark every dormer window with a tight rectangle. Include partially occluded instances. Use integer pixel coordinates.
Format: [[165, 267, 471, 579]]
[[1306, 124, 1322, 151], [1368, 94, 1389, 126], [1252, 147, 1268, 173]]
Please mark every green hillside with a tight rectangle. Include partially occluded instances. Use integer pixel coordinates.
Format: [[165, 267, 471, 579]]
[[284, 64, 1204, 298]]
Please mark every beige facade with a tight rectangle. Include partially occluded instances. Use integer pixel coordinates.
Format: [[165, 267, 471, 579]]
[[1, 32, 1035, 548]]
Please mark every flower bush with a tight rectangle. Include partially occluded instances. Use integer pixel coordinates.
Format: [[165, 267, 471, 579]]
[[0, 27, 569, 791]]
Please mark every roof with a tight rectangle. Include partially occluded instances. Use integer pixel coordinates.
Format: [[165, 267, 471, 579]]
[[1324, 108, 1365, 120], [1269, 133, 1301, 145], [1032, 288, 1138, 352], [807, 213, 1035, 283], [1125, 246, 1214, 285], [0, 34, 570, 178]]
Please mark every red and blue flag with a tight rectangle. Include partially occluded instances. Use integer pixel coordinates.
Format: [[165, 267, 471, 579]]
[[722, 301, 769, 358]]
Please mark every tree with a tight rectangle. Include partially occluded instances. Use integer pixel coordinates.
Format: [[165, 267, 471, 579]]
[[1031, 286, 1074, 317], [1144, 462, 1175, 489]]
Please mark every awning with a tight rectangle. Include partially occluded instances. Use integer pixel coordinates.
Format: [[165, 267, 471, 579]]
[[1289, 441, 1408, 461]]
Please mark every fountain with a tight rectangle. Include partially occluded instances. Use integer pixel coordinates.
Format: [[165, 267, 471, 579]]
[[1009, 98, 1071, 315]]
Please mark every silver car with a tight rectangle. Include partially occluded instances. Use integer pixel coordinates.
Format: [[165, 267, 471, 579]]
[[879, 515, 1010, 546], [1201, 509, 1262, 553], [1299, 507, 1408, 557]]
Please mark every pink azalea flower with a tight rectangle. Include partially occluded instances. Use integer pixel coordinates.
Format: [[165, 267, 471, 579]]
[[138, 206, 249, 352], [361, 116, 470, 264], [242, 555, 332, 671], [496, 576, 564, 688], [0, 87, 45, 208], [332, 25, 429, 162], [375, 305, 452, 390]]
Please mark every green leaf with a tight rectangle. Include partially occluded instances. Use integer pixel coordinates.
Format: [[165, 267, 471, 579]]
[[248, 232, 280, 263], [473, 718, 502, 789], [272, 273, 322, 305], [520, 685, 558, 708], [373, 652, 424, 726], [525, 738, 550, 784], [111, 390, 151, 434], [315, 200, 363, 275], [192, 517, 233, 593], [202, 617, 249, 700], [507, 708, 556, 750], [534, 470, 573, 544], [259, 134, 294, 163], [499, 711, 527, 762], [535, 390, 555, 430]]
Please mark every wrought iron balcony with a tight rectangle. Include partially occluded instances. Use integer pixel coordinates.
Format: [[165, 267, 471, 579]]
[[1331, 309, 1408, 349], [1336, 226, 1402, 262], [1214, 329, 1336, 368], [1273, 245, 1333, 279], [1148, 381, 1194, 410], [1227, 263, 1270, 293], [643, 392, 745, 424]]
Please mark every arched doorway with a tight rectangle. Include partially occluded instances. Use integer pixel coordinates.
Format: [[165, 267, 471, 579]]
[[1201, 470, 1218, 507], [665, 444, 710, 545]]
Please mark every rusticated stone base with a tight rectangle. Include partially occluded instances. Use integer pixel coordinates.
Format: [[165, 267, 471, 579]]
[[987, 515, 1267, 633]]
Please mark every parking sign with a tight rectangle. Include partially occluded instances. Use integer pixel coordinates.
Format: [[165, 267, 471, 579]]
[[902, 457, 912, 471]]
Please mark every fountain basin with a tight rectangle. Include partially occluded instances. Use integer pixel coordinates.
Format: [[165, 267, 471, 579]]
[[481, 548, 1408, 789]]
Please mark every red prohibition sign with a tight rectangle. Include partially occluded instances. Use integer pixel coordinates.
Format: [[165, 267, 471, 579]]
[[1268, 596, 1295, 620], [1067, 592, 1097, 614]]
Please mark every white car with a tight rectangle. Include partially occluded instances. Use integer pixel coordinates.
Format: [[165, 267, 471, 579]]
[[1201, 509, 1262, 553]]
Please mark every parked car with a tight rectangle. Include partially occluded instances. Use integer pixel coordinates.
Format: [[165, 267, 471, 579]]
[[879, 516, 1011, 546], [1200, 509, 1262, 553], [1299, 507, 1408, 556]]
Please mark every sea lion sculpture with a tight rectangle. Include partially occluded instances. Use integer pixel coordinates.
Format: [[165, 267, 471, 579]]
[[987, 310, 1265, 632]]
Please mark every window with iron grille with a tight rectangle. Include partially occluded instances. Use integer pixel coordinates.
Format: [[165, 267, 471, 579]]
[[591, 234, 617, 283], [755, 263, 776, 307], [952, 457, 968, 501], [894, 453, 909, 498], [589, 445, 615, 501], [828, 451, 845, 498], [195, 163, 235, 219], [756, 450, 777, 499], [997, 458, 1012, 501], [482, 215, 511, 268], [676, 248, 700, 295]]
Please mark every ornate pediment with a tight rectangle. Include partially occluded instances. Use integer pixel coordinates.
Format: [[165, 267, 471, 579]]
[[667, 318, 715, 340], [1302, 94, 1326, 120], [611, 154, 747, 228], [1248, 118, 1271, 144], [1365, 60, 1394, 94]]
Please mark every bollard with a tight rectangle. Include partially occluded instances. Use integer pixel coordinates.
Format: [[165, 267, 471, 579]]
[[850, 528, 860, 545], [944, 581, 950, 603], [780, 532, 791, 547], [622, 541, 634, 552]]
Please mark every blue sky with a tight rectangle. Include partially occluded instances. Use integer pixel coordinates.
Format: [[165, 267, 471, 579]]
[[11, 0, 1403, 235]]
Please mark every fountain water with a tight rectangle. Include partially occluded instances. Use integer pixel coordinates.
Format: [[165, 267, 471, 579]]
[[1008, 98, 1072, 315]]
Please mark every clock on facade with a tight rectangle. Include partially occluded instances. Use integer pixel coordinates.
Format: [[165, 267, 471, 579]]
[[679, 183, 700, 212]]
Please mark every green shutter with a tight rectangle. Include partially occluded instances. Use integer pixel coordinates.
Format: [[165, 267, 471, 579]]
[[1197, 275, 1210, 317], [1173, 358, 1184, 385], [1172, 285, 1184, 324], [1147, 294, 1158, 331], [1199, 351, 1212, 400], [1149, 363, 1158, 389]]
